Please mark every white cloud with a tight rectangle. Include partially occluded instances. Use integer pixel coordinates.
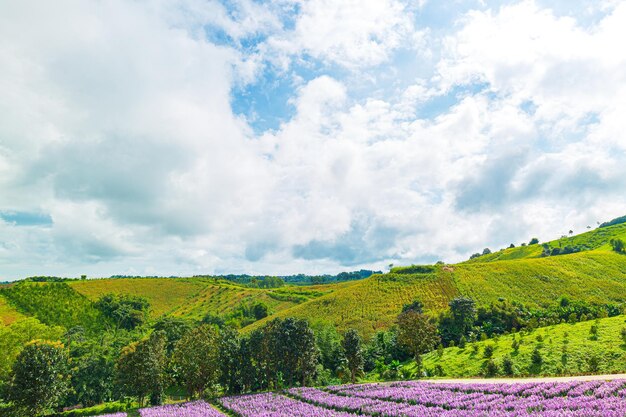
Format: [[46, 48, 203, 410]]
[[264, 0, 421, 69], [1, 0, 626, 279]]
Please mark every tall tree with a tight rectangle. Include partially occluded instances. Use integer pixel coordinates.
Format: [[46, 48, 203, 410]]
[[397, 311, 440, 376], [440, 297, 476, 342], [116, 331, 166, 407], [8, 340, 70, 416], [342, 329, 364, 383], [218, 326, 244, 395], [172, 325, 220, 399]]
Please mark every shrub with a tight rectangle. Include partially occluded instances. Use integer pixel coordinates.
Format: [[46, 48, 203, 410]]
[[502, 355, 514, 375], [483, 345, 494, 358], [484, 359, 499, 377]]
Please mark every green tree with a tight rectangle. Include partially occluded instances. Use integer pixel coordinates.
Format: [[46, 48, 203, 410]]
[[70, 349, 115, 407], [252, 303, 269, 320], [342, 329, 364, 383], [95, 294, 150, 330], [610, 238, 625, 253], [439, 297, 476, 344], [8, 340, 70, 416], [396, 311, 439, 376], [172, 325, 220, 399], [401, 299, 424, 314], [152, 316, 192, 354], [116, 331, 166, 407], [218, 326, 245, 395]]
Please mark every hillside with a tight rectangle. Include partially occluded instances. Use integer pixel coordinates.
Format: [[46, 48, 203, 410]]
[[1, 222, 625, 340], [0, 295, 23, 326], [421, 314, 626, 377], [0, 277, 354, 331], [246, 249, 626, 338], [463, 221, 626, 263]]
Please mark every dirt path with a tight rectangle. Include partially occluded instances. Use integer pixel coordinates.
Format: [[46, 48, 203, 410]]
[[424, 374, 626, 384]]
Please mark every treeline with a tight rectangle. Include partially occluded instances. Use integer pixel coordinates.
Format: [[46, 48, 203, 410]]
[[194, 269, 381, 286]]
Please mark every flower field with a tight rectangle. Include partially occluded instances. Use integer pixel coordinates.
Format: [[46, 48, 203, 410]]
[[113, 379, 626, 417]]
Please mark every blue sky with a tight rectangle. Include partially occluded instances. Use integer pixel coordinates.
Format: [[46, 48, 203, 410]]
[[0, 0, 625, 280]]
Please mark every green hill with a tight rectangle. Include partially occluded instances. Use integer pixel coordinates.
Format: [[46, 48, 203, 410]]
[[246, 249, 626, 338], [421, 314, 626, 377], [1, 222, 625, 340], [464, 221, 626, 263]]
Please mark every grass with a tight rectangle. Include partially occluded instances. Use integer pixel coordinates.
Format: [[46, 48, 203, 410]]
[[70, 277, 340, 322], [464, 222, 626, 263], [70, 277, 210, 317], [422, 314, 626, 377], [2, 223, 626, 340], [0, 293, 23, 325], [245, 250, 626, 339], [0, 282, 106, 332]]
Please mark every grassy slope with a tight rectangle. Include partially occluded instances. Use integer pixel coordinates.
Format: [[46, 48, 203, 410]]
[[69, 278, 347, 321], [464, 222, 626, 263], [245, 272, 459, 337], [422, 315, 626, 377], [246, 250, 626, 339], [0, 293, 23, 325], [0, 282, 106, 332]]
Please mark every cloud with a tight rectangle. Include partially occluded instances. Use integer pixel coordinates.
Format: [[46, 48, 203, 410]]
[[1, 0, 626, 279], [264, 0, 421, 69]]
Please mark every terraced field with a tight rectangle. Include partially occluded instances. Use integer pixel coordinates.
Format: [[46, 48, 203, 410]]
[[248, 250, 626, 338]]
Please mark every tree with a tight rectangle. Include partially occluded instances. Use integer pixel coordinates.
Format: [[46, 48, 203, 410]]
[[439, 297, 477, 344], [342, 329, 364, 383], [152, 316, 192, 355], [396, 311, 439, 376], [116, 331, 166, 407], [529, 238, 539, 245], [482, 248, 492, 255], [172, 325, 220, 399], [95, 294, 150, 330], [610, 238, 625, 253], [218, 326, 245, 395], [8, 340, 70, 416], [71, 349, 115, 407], [401, 299, 424, 314], [252, 302, 269, 320]]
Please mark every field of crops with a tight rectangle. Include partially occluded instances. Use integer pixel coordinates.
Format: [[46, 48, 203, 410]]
[[109, 379, 626, 416], [248, 250, 626, 338]]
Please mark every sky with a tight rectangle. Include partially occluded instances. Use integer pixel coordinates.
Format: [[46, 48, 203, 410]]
[[1, 0, 626, 280]]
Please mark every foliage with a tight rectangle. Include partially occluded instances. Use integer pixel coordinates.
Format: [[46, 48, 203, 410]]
[[0, 318, 65, 382], [423, 314, 626, 377], [599, 215, 626, 228], [8, 340, 70, 416], [438, 297, 476, 345], [95, 294, 150, 330], [152, 316, 193, 354], [342, 329, 364, 383], [116, 332, 166, 407], [396, 311, 439, 374], [172, 325, 220, 399], [610, 238, 625, 253], [401, 299, 424, 314], [0, 283, 105, 332]]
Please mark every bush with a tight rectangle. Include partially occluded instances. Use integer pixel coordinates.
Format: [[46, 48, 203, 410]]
[[502, 355, 514, 375], [531, 347, 543, 366], [484, 359, 499, 377], [483, 345, 494, 358]]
